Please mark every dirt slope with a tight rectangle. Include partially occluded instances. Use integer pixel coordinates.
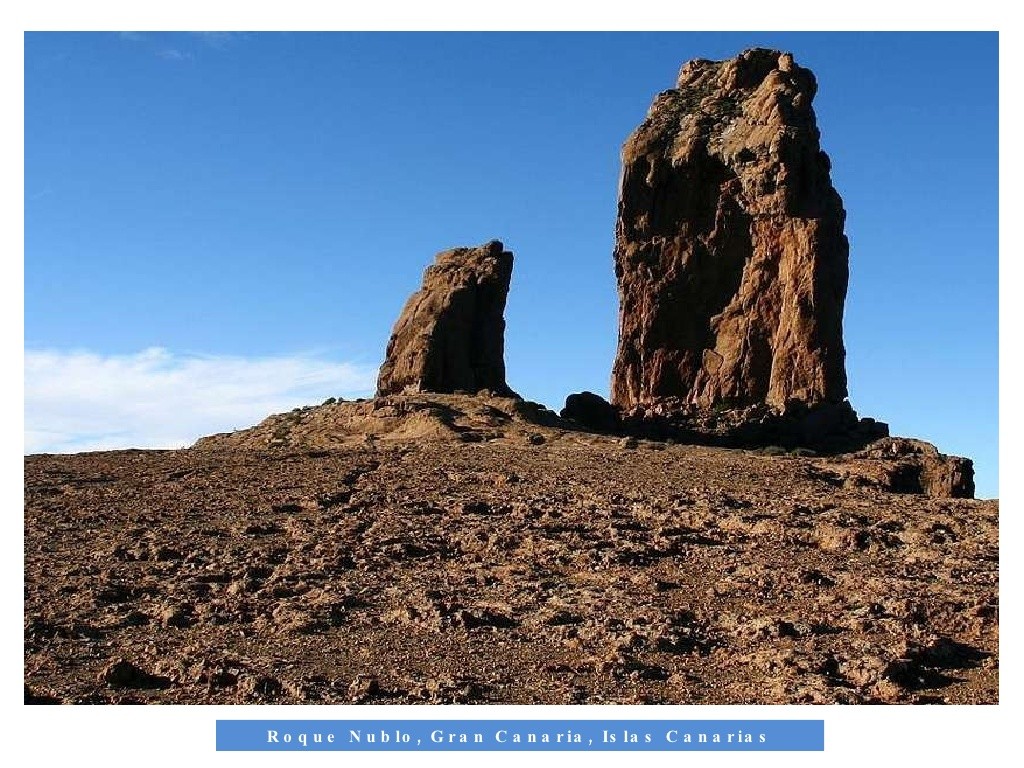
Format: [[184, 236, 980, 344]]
[[25, 401, 997, 705]]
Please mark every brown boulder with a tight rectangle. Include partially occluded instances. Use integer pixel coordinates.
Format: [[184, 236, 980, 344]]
[[852, 438, 976, 499], [561, 391, 621, 433], [610, 48, 848, 413], [376, 241, 517, 398]]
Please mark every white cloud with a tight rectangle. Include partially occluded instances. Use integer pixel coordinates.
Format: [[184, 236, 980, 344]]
[[24, 347, 376, 454]]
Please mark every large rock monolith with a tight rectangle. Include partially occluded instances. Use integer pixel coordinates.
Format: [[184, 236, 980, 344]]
[[610, 48, 849, 413], [377, 240, 517, 398]]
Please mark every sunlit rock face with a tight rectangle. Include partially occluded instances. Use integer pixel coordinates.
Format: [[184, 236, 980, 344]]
[[611, 48, 849, 413], [377, 240, 517, 398]]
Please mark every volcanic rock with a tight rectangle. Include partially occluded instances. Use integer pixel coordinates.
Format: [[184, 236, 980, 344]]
[[610, 48, 849, 413], [377, 240, 517, 398], [850, 438, 976, 499], [561, 391, 621, 433], [99, 658, 171, 690], [620, 397, 887, 454], [26, 439, 997, 704], [194, 392, 565, 450]]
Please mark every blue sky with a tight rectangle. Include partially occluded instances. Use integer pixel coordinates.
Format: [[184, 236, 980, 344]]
[[24, 32, 998, 497]]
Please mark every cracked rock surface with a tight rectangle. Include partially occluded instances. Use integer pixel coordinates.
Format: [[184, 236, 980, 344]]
[[377, 240, 517, 398], [611, 48, 849, 413]]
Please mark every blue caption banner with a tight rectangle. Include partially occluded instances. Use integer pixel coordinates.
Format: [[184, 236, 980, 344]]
[[216, 719, 824, 751]]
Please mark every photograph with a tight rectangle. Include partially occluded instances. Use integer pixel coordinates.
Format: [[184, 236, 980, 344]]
[[20, 18, 1003, 761]]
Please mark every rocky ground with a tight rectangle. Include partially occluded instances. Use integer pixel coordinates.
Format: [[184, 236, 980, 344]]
[[24, 395, 998, 705]]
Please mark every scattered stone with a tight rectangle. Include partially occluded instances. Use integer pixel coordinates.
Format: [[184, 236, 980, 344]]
[[24, 684, 61, 704], [153, 546, 183, 561], [453, 606, 517, 630], [348, 675, 379, 702], [95, 582, 133, 604], [99, 658, 171, 690], [161, 605, 192, 628], [242, 522, 283, 536], [239, 674, 285, 700]]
